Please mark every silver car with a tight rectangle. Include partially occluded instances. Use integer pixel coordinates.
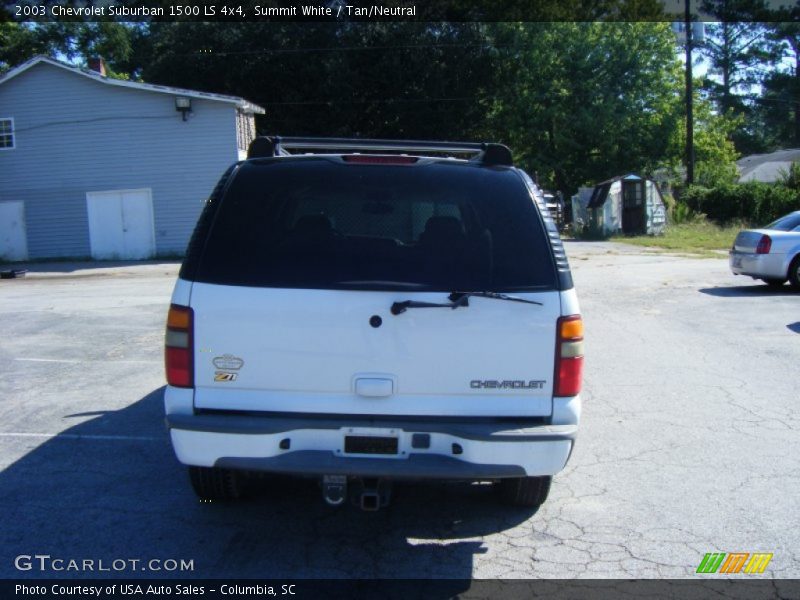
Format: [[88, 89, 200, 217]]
[[730, 211, 800, 290]]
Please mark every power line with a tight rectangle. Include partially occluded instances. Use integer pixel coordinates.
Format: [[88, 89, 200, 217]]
[[13, 115, 174, 133], [178, 42, 497, 57]]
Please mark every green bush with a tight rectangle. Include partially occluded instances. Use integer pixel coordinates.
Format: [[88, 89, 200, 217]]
[[755, 185, 800, 223], [682, 183, 800, 225], [779, 161, 800, 190], [670, 201, 698, 224], [681, 185, 709, 214]]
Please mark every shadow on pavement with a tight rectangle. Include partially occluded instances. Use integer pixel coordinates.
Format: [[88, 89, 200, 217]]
[[0, 260, 181, 275], [0, 387, 537, 582], [698, 284, 797, 297]]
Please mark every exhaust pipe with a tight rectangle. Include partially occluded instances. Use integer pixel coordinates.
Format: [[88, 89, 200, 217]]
[[360, 491, 380, 511], [322, 474, 347, 506]]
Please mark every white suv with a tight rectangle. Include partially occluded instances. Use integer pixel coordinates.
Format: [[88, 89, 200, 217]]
[[164, 137, 583, 510]]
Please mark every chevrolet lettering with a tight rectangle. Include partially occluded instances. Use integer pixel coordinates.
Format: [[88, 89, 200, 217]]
[[471, 380, 546, 389]]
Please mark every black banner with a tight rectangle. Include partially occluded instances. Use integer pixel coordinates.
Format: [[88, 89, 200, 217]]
[[4, 579, 800, 600], [3, 0, 799, 23]]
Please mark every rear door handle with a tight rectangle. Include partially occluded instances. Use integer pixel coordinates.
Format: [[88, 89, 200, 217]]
[[355, 378, 394, 398]]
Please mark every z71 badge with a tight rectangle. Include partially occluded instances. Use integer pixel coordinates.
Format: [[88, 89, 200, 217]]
[[214, 371, 238, 382]]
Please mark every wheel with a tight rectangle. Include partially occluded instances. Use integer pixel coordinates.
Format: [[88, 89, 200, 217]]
[[789, 256, 800, 291], [189, 466, 246, 501], [762, 278, 787, 288], [497, 476, 552, 507]]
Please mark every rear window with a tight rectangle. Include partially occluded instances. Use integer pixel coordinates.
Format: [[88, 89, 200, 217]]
[[765, 213, 800, 232], [190, 158, 557, 291]]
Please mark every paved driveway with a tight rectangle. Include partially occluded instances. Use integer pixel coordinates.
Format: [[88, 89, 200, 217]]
[[0, 243, 797, 579]]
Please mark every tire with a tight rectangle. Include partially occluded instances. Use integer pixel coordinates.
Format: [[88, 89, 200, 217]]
[[762, 278, 787, 288], [497, 476, 552, 508], [789, 256, 800, 291], [189, 466, 246, 501]]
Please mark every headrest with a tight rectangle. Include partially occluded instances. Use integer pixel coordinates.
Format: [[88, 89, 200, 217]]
[[293, 214, 333, 237], [422, 216, 464, 240]]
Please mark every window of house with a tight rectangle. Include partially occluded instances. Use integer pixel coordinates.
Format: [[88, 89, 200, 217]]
[[0, 118, 14, 150]]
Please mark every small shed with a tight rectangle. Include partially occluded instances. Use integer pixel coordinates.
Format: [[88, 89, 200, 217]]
[[571, 174, 666, 237]]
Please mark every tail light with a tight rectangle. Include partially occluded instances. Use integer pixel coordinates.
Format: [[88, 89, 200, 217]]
[[756, 234, 772, 254], [555, 315, 584, 397], [165, 304, 193, 387]]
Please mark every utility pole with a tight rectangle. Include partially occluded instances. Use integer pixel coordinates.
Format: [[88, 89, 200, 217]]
[[685, 0, 694, 185]]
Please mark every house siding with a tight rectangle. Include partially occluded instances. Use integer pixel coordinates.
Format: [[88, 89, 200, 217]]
[[0, 62, 240, 259]]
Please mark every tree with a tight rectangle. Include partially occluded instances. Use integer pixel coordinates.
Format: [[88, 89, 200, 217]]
[[0, 21, 134, 78], [700, 22, 768, 115], [760, 21, 800, 147], [695, 2, 779, 154], [74, 22, 134, 76], [132, 22, 500, 139], [691, 99, 741, 187], [331, 22, 497, 139], [699, 1, 771, 110], [5, 19, 741, 194], [0, 22, 77, 72], [487, 22, 684, 195]]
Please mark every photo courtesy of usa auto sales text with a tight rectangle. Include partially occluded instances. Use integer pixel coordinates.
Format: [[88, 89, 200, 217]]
[[15, 584, 299, 596]]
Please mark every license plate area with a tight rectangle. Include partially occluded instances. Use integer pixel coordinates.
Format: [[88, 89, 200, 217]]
[[344, 435, 398, 455]]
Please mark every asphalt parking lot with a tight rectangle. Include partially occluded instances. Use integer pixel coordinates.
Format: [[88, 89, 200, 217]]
[[0, 242, 798, 579]]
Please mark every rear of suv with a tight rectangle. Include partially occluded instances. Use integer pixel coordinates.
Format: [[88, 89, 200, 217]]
[[164, 137, 582, 510]]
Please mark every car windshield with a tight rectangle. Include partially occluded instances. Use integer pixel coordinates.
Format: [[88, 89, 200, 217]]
[[765, 213, 800, 231], [192, 158, 557, 291]]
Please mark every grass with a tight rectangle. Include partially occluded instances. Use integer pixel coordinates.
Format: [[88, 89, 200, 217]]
[[611, 220, 742, 257]]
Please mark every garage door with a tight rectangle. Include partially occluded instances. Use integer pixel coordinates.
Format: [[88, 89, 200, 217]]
[[0, 201, 28, 262], [86, 189, 155, 260]]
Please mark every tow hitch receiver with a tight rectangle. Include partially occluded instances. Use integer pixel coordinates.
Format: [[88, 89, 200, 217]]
[[322, 474, 347, 506], [353, 478, 392, 511]]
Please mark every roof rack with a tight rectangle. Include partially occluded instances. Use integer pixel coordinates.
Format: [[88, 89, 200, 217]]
[[246, 136, 513, 166]]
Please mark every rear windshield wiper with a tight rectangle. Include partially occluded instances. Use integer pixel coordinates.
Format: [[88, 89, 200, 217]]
[[391, 291, 542, 315], [450, 291, 544, 306]]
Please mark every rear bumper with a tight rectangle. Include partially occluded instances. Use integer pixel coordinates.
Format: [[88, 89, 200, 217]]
[[729, 250, 786, 279], [166, 412, 577, 479]]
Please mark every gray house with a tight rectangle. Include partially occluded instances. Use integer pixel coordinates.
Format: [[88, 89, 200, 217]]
[[737, 148, 800, 183], [0, 56, 264, 261]]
